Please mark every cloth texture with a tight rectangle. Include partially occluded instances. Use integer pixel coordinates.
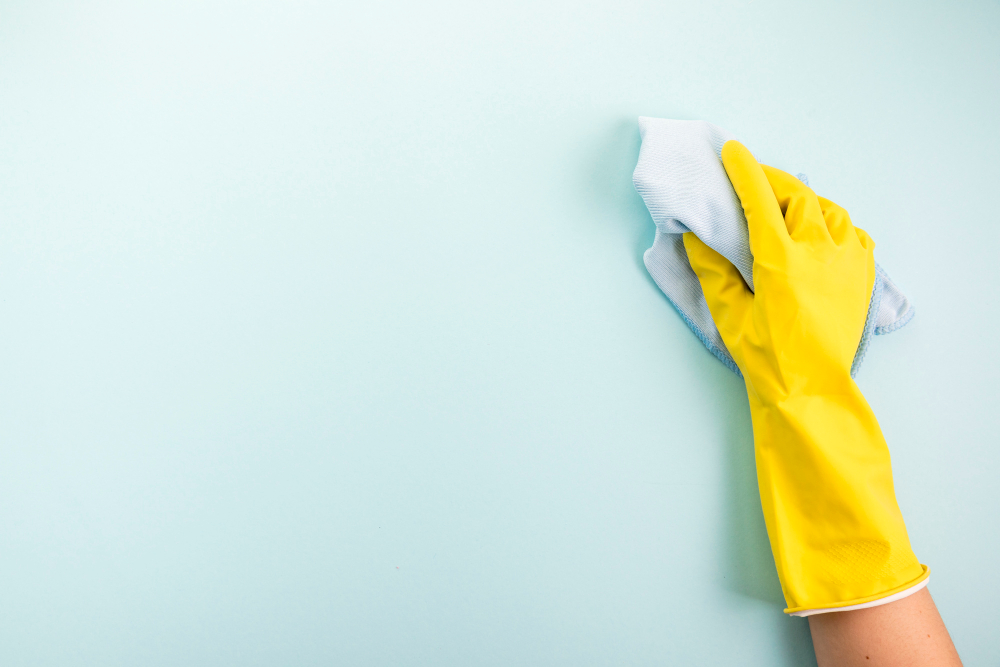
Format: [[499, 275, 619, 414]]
[[633, 117, 914, 377]]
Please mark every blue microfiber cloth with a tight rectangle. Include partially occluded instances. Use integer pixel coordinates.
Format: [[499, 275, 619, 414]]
[[633, 117, 914, 377]]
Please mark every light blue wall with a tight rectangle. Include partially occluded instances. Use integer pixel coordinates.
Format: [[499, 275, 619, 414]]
[[1, 1, 997, 664]]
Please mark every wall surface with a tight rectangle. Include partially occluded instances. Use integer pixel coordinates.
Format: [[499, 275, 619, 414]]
[[1, 1, 997, 665]]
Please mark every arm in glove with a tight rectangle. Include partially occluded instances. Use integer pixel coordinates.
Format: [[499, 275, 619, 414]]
[[683, 140, 928, 615]]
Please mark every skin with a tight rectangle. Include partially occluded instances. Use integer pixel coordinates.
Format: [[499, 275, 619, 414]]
[[808, 588, 962, 666]]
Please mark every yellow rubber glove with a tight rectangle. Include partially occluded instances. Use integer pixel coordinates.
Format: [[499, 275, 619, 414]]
[[683, 140, 928, 615]]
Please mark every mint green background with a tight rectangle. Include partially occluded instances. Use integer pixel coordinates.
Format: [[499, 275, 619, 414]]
[[1, 1, 998, 664]]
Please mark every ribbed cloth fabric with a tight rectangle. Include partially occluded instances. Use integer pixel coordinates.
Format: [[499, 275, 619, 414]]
[[633, 117, 914, 376]]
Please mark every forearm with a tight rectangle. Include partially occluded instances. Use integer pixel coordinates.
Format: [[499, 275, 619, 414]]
[[749, 385, 926, 614], [808, 587, 962, 666]]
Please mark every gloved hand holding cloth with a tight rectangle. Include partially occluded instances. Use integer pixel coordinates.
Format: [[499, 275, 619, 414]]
[[683, 140, 928, 615]]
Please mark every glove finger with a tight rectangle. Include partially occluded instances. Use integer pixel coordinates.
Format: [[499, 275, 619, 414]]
[[683, 232, 753, 348], [761, 165, 832, 246], [817, 196, 856, 247], [854, 226, 876, 252], [721, 140, 789, 260]]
